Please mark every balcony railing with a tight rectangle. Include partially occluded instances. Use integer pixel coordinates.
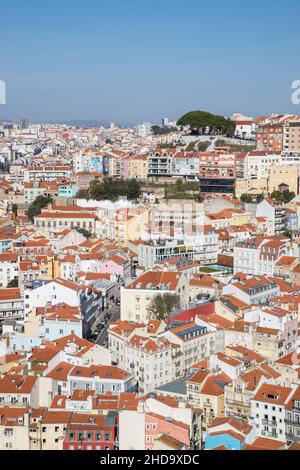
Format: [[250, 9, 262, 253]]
[[262, 419, 277, 427]]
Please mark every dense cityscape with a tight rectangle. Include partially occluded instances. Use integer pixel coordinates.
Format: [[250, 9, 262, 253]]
[[0, 111, 300, 452]]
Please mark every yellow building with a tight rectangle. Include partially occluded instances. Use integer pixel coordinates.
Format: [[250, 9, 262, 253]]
[[199, 374, 230, 430], [268, 164, 300, 195], [111, 208, 149, 246], [127, 155, 148, 180], [235, 178, 268, 199]]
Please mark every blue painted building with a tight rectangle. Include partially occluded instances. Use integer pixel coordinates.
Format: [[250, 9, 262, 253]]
[[205, 432, 244, 451]]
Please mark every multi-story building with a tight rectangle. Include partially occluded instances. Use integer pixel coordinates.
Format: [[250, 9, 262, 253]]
[[120, 271, 188, 323], [251, 383, 294, 441], [108, 321, 183, 394], [148, 149, 177, 178], [256, 125, 284, 152], [24, 166, 71, 183], [225, 366, 279, 420], [74, 151, 109, 176], [119, 394, 201, 450], [283, 121, 300, 153], [171, 152, 200, 181], [139, 238, 218, 270], [268, 164, 300, 195], [285, 386, 300, 443], [199, 152, 236, 194], [68, 365, 135, 395], [243, 151, 282, 180], [0, 288, 24, 322], [0, 408, 30, 450], [34, 211, 97, 237], [24, 182, 60, 205], [223, 274, 279, 305], [164, 320, 224, 372], [122, 154, 148, 180], [0, 253, 19, 288], [256, 199, 286, 235], [63, 412, 117, 451], [234, 236, 296, 276]]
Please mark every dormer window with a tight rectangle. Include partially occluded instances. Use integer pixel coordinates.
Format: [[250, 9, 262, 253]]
[[265, 394, 278, 400]]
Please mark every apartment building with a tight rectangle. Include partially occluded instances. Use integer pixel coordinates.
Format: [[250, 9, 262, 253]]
[[24, 166, 71, 183], [256, 199, 286, 235], [0, 288, 24, 322], [0, 408, 30, 450], [29, 410, 72, 451], [251, 383, 294, 441], [74, 151, 109, 175], [24, 182, 60, 205], [148, 149, 177, 178], [268, 164, 300, 195], [171, 152, 200, 180], [243, 152, 282, 180], [256, 125, 284, 152], [225, 366, 278, 420], [199, 152, 236, 194], [120, 271, 188, 323], [139, 237, 218, 270], [285, 386, 300, 443], [34, 211, 97, 237], [0, 253, 19, 288], [119, 394, 201, 450], [68, 365, 135, 395], [234, 236, 295, 276], [223, 275, 279, 305], [108, 321, 183, 394], [283, 121, 300, 153], [147, 199, 205, 241], [122, 154, 148, 180], [63, 412, 117, 451], [164, 320, 224, 372], [244, 306, 298, 357]]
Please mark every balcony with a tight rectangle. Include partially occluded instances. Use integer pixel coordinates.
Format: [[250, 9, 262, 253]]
[[285, 419, 300, 427], [226, 398, 248, 407], [262, 430, 278, 439], [262, 419, 277, 427]]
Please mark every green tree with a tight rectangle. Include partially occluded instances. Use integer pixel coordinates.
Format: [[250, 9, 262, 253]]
[[7, 278, 19, 288], [89, 177, 142, 201], [271, 190, 295, 204], [147, 293, 180, 321], [76, 189, 91, 200], [12, 204, 18, 217], [177, 110, 236, 137], [256, 194, 265, 203], [240, 194, 253, 203], [75, 227, 93, 239], [27, 196, 53, 222]]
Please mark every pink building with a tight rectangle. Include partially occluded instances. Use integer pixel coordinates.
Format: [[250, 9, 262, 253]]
[[99, 256, 130, 278], [144, 413, 190, 450]]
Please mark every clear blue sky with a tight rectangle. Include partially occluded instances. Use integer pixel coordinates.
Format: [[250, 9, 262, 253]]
[[1, 0, 300, 124]]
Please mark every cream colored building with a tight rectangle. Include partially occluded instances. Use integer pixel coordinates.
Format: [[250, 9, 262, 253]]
[[120, 271, 188, 323], [34, 212, 97, 237], [244, 153, 282, 180], [0, 408, 30, 450], [284, 121, 300, 153], [268, 164, 300, 195], [235, 178, 268, 199], [30, 410, 71, 451], [127, 155, 148, 180]]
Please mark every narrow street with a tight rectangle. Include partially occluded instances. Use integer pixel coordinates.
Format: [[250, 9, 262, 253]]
[[96, 305, 120, 347]]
